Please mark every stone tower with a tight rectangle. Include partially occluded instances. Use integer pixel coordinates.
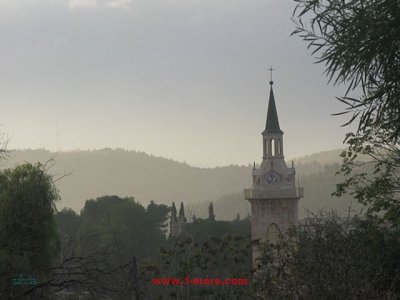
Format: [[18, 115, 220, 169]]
[[244, 78, 303, 261]]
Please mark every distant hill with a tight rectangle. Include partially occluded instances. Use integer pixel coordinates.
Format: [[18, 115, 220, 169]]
[[291, 149, 344, 176], [1, 148, 361, 217], [1, 149, 251, 212], [292, 149, 344, 165]]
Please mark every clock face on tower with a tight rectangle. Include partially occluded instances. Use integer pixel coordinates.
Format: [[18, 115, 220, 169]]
[[265, 171, 282, 184]]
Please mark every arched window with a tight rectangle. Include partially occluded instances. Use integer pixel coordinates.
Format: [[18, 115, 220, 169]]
[[277, 139, 281, 155], [271, 139, 275, 156], [264, 139, 267, 156], [267, 223, 281, 243]]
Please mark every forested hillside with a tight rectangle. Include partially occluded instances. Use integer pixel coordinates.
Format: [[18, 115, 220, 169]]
[[1, 148, 360, 218], [1, 149, 250, 212]]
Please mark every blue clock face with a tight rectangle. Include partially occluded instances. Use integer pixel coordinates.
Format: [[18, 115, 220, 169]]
[[265, 171, 281, 184]]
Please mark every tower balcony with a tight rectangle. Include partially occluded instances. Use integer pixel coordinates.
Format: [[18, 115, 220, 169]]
[[296, 187, 304, 198], [244, 188, 252, 200], [244, 187, 304, 200]]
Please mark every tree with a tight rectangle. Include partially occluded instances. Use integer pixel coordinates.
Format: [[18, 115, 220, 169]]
[[140, 234, 252, 299], [78, 195, 141, 271], [18, 196, 170, 298], [0, 131, 8, 160], [185, 218, 251, 241], [78, 195, 167, 261], [208, 202, 215, 221], [178, 202, 186, 220], [147, 200, 169, 236], [57, 208, 80, 242], [171, 201, 177, 222], [292, 0, 400, 224], [0, 163, 60, 297], [235, 213, 241, 221], [253, 213, 400, 299]]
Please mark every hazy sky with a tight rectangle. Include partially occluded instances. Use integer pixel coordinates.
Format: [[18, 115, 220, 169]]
[[0, 0, 354, 167]]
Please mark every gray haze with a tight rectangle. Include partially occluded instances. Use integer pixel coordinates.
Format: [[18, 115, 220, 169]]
[[3, 148, 357, 217], [0, 0, 352, 167]]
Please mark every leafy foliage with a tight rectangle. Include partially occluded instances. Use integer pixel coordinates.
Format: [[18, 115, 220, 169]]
[[254, 213, 400, 299], [335, 130, 400, 225], [0, 163, 60, 297], [15, 196, 169, 298], [292, 0, 400, 224], [140, 233, 253, 300], [292, 0, 400, 139], [186, 217, 251, 241], [56, 208, 80, 248], [78, 195, 168, 261]]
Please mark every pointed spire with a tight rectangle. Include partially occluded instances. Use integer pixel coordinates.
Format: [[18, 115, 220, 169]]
[[171, 202, 177, 222], [178, 202, 186, 222], [263, 81, 283, 134]]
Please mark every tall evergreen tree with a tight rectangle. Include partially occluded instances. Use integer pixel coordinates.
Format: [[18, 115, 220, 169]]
[[208, 202, 216, 221], [235, 213, 241, 221], [178, 202, 185, 220]]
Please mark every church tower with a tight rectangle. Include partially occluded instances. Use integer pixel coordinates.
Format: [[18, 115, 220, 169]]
[[244, 73, 304, 262]]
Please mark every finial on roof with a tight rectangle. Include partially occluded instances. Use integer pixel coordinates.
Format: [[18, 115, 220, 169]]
[[268, 66, 274, 86]]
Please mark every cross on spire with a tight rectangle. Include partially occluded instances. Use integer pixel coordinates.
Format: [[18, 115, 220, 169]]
[[267, 66, 274, 85]]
